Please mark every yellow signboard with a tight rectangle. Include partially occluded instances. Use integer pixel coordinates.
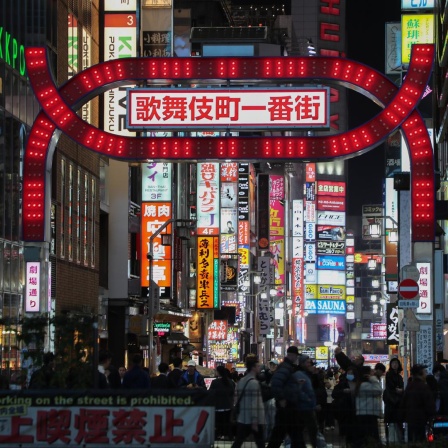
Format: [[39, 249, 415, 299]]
[[316, 346, 328, 360], [197, 237, 219, 309], [401, 14, 434, 64]]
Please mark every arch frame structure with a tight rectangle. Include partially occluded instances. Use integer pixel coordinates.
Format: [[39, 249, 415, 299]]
[[23, 44, 435, 243]]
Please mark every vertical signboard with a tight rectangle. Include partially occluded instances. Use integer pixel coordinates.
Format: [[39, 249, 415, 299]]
[[416, 262, 431, 314], [416, 324, 434, 372], [141, 202, 172, 288], [386, 303, 400, 345], [238, 163, 250, 294], [68, 14, 78, 78], [257, 174, 270, 250], [81, 28, 92, 123], [142, 163, 172, 202], [103, 10, 137, 135], [292, 199, 304, 324], [385, 23, 402, 75], [197, 236, 219, 309], [270, 175, 285, 287], [26, 262, 40, 313], [401, 14, 434, 65], [197, 163, 220, 236]]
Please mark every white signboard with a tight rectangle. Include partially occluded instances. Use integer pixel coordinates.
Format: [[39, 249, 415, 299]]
[[26, 262, 40, 312], [104, 0, 138, 11], [197, 163, 220, 235], [292, 200, 304, 237], [416, 262, 431, 314], [416, 324, 434, 373], [142, 163, 172, 201], [385, 23, 402, 75], [103, 13, 137, 135], [127, 88, 330, 129], [317, 211, 345, 226]]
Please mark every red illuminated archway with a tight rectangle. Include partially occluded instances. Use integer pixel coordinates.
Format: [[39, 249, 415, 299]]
[[24, 45, 434, 242]]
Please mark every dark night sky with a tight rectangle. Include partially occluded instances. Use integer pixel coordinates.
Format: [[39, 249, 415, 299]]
[[345, 0, 402, 216]]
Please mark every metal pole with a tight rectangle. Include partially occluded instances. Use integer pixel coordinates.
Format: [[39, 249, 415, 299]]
[[147, 219, 195, 374]]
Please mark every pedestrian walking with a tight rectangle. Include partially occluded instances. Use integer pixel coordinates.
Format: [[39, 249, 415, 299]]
[[332, 365, 358, 445], [122, 353, 151, 389], [231, 356, 265, 448], [401, 363, 436, 442], [433, 363, 448, 414], [294, 354, 319, 448], [208, 365, 235, 440], [267, 346, 302, 448], [355, 366, 383, 447], [383, 357, 404, 444]]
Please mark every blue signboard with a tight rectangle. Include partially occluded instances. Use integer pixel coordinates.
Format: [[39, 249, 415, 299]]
[[316, 255, 345, 270], [304, 299, 346, 315]]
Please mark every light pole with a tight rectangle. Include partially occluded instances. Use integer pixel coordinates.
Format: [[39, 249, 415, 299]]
[[146, 218, 195, 374]]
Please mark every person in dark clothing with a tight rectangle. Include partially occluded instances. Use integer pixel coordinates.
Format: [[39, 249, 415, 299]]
[[401, 364, 436, 442], [29, 352, 55, 389], [332, 365, 358, 445], [151, 362, 170, 389], [122, 354, 151, 389], [180, 360, 206, 388], [209, 365, 235, 440], [433, 363, 448, 415], [383, 357, 404, 444], [167, 357, 183, 388], [267, 345, 302, 448]]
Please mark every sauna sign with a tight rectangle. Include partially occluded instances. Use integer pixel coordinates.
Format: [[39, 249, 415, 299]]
[[126, 88, 330, 129]]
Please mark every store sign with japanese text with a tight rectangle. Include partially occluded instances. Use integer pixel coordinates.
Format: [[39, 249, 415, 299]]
[[197, 236, 219, 309], [25, 262, 40, 312], [197, 163, 219, 236], [208, 320, 228, 340], [142, 163, 172, 201], [0, 393, 213, 447], [416, 262, 431, 314], [140, 202, 172, 288], [127, 88, 330, 129], [103, 12, 137, 135], [316, 181, 345, 197]]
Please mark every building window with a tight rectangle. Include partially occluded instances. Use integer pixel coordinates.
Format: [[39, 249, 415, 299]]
[[68, 164, 73, 261], [76, 169, 81, 263], [60, 158, 66, 259], [91, 177, 96, 268], [84, 173, 89, 266]]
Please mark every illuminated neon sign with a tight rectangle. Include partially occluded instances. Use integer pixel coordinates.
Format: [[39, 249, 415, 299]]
[[0, 27, 26, 75], [23, 45, 435, 244]]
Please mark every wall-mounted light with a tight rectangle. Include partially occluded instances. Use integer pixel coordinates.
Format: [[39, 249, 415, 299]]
[[371, 279, 380, 288], [388, 229, 398, 243], [369, 223, 381, 238], [173, 322, 184, 332], [161, 233, 171, 246], [367, 258, 377, 270], [370, 294, 377, 302]]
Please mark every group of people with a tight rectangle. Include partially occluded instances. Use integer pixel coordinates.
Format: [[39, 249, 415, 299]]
[[21, 346, 448, 446], [227, 346, 447, 448]]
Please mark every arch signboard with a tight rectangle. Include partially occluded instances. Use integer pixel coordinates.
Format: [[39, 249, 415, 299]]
[[23, 45, 435, 243]]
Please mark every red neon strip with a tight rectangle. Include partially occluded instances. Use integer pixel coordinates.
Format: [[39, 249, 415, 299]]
[[23, 45, 435, 242]]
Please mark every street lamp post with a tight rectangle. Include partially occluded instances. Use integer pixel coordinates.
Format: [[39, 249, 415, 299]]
[[146, 219, 195, 374]]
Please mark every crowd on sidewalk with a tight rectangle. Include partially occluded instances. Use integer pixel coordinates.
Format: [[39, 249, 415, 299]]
[[24, 347, 448, 447]]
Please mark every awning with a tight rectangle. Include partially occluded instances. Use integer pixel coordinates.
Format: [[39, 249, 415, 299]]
[[165, 334, 190, 345]]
